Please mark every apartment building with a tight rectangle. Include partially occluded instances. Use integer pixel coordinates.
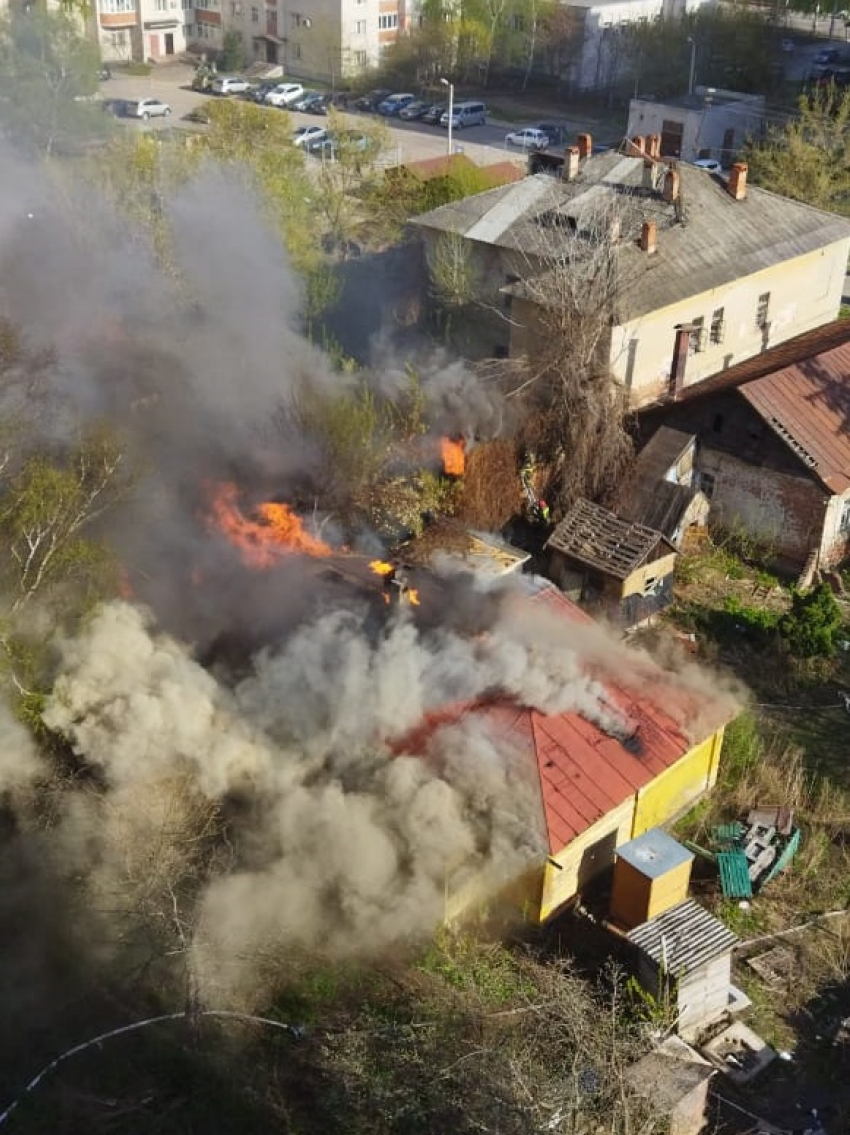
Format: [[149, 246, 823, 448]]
[[227, 0, 402, 80], [96, 0, 191, 61]]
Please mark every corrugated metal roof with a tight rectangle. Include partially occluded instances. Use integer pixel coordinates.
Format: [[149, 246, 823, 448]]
[[628, 899, 739, 975], [411, 156, 850, 322], [739, 342, 850, 493], [394, 582, 703, 854], [546, 498, 676, 579]]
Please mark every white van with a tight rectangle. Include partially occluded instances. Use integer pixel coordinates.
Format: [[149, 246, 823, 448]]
[[440, 100, 487, 129]]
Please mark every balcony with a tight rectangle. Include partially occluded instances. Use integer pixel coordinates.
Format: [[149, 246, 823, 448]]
[[99, 11, 139, 26]]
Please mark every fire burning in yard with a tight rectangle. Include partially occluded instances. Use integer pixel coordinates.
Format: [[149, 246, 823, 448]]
[[369, 559, 420, 606], [208, 481, 331, 568], [441, 437, 466, 477], [369, 560, 395, 576]]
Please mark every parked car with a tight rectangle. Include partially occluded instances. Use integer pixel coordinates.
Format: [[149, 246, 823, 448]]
[[351, 88, 391, 112], [97, 65, 112, 81], [420, 102, 446, 125], [505, 126, 550, 150], [293, 124, 328, 147], [781, 37, 796, 52], [535, 122, 568, 146], [377, 92, 415, 116], [692, 157, 722, 174], [310, 130, 373, 159], [813, 47, 842, 67], [251, 82, 278, 103], [816, 65, 850, 87], [397, 99, 428, 121], [102, 97, 131, 117], [264, 82, 305, 107], [440, 100, 487, 129], [127, 97, 172, 120], [293, 90, 322, 111], [211, 76, 250, 95]]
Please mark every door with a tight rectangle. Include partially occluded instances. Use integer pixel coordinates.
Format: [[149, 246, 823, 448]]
[[149, 33, 160, 56], [165, 32, 174, 55], [266, 41, 278, 64]]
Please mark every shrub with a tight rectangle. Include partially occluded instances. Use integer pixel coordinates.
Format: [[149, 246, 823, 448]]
[[779, 583, 843, 658]]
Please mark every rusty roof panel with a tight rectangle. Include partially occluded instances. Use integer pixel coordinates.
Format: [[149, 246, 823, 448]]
[[739, 341, 850, 494]]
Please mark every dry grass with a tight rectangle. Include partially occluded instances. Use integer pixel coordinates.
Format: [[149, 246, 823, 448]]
[[455, 440, 522, 530]]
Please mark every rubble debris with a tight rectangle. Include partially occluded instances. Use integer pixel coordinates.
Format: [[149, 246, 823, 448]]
[[705, 807, 800, 899], [701, 1022, 776, 1086], [746, 945, 795, 989]]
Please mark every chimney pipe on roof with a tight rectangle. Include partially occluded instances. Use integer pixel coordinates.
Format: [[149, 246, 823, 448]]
[[640, 219, 657, 254], [727, 161, 748, 201], [630, 135, 646, 155], [662, 165, 680, 203], [642, 157, 655, 192], [577, 132, 593, 160], [562, 145, 580, 181], [669, 325, 691, 400], [647, 133, 661, 158]]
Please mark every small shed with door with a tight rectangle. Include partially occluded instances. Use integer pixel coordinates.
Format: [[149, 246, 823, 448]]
[[545, 498, 678, 626], [611, 828, 694, 930], [628, 899, 739, 1038]]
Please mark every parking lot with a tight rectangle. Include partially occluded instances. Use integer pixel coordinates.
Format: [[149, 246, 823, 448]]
[[100, 63, 552, 169]]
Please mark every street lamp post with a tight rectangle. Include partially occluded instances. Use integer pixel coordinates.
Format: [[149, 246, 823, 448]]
[[687, 37, 697, 96], [440, 76, 454, 156]]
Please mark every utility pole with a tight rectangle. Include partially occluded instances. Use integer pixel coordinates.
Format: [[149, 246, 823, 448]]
[[440, 76, 454, 156], [687, 37, 697, 96]]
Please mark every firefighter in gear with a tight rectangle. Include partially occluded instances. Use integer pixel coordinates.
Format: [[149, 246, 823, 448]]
[[538, 500, 551, 523]]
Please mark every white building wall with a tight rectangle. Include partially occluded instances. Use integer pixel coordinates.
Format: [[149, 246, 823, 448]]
[[610, 237, 850, 405], [627, 90, 766, 164]]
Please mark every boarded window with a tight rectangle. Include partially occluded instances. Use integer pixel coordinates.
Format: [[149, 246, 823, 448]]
[[710, 307, 725, 344], [660, 119, 684, 158], [756, 292, 770, 329]]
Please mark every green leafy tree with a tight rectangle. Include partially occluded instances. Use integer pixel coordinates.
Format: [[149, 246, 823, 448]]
[[779, 582, 844, 659], [0, 8, 110, 156], [0, 427, 128, 614], [313, 108, 391, 252], [744, 85, 850, 215], [218, 29, 244, 71]]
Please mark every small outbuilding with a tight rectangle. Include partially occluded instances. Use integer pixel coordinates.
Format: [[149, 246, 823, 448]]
[[611, 828, 694, 930], [545, 498, 678, 626], [628, 898, 739, 1038], [625, 1036, 715, 1135]]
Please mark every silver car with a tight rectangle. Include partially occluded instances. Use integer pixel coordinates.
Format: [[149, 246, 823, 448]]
[[128, 97, 172, 120]]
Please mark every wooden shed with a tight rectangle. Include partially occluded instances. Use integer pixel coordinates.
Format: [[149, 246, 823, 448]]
[[611, 828, 694, 930], [628, 899, 739, 1038], [545, 498, 677, 627]]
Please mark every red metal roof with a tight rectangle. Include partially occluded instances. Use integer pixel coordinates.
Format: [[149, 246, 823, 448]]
[[394, 584, 699, 855], [739, 341, 850, 494]]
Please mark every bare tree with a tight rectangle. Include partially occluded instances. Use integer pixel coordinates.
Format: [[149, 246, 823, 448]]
[[496, 190, 641, 512]]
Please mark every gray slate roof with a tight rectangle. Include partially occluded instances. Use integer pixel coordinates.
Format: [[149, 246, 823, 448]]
[[410, 153, 850, 322], [628, 899, 739, 976]]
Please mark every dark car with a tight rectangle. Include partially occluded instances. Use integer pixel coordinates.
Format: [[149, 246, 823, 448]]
[[351, 87, 391, 112], [398, 99, 429, 120], [817, 65, 850, 87], [251, 82, 279, 103], [420, 102, 446, 125], [535, 122, 569, 147]]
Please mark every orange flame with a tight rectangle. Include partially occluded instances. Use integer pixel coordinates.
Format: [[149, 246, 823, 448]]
[[208, 482, 330, 568], [408, 588, 421, 606], [370, 560, 395, 576], [441, 437, 466, 477]]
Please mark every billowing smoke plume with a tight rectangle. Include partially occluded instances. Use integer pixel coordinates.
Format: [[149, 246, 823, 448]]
[[0, 136, 741, 1022]]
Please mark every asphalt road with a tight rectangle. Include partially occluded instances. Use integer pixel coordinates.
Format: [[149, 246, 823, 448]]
[[101, 62, 535, 169]]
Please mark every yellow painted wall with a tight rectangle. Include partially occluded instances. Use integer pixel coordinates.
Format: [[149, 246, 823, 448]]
[[620, 552, 678, 599], [609, 239, 850, 406], [632, 729, 725, 836], [610, 855, 691, 929], [539, 797, 634, 921]]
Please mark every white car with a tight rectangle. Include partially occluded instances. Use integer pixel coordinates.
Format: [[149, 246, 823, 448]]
[[128, 97, 172, 120], [505, 127, 550, 151], [293, 124, 327, 147], [211, 76, 250, 95], [264, 83, 305, 108], [692, 158, 722, 174]]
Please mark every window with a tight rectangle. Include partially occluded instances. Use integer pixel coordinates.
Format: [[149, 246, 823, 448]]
[[354, 48, 367, 64], [290, 11, 301, 26], [155, 0, 168, 10], [184, 20, 193, 33], [110, 28, 128, 44], [710, 306, 725, 345], [841, 499, 850, 533], [642, 575, 658, 595], [378, 13, 398, 28], [355, 18, 365, 32], [101, 0, 135, 12], [291, 42, 301, 57], [688, 316, 705, 354], [251, 5, 258, 18], [756, 292, 770, 329], [699, 472, 716, 499]]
